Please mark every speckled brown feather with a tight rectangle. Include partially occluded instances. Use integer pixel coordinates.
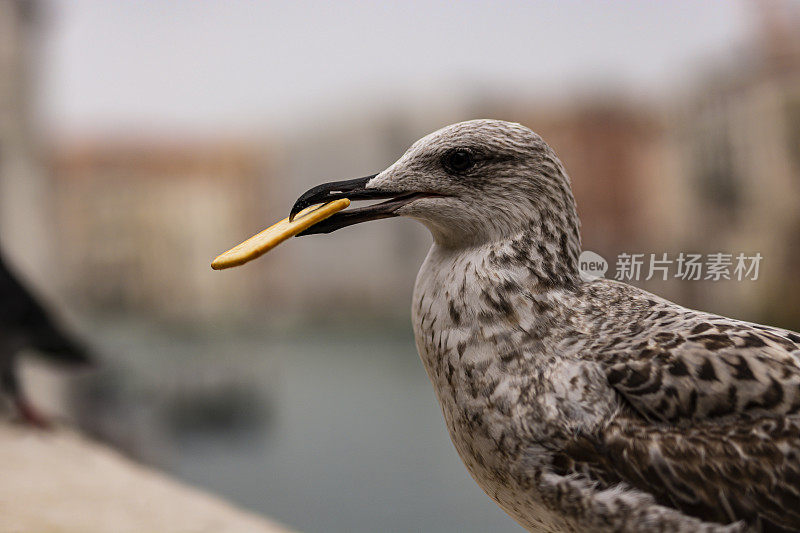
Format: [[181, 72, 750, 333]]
[[555, 280, 800, 531], [559, 413, 800, 532]]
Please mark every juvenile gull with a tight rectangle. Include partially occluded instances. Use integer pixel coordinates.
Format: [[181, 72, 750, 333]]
[[290, 120, 800, 532]]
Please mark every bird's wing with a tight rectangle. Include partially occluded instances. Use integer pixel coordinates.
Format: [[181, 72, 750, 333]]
[[584, 281, 800, 423], [556, 411, 800, 531], [561, 280, 800, 529], [602, 321, 800, 422]]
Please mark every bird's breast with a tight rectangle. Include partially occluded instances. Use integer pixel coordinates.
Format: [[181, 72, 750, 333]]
[[411, 245, 616, 495]]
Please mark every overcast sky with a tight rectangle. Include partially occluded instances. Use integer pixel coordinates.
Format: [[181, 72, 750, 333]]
[[38, 1, 751, 136]]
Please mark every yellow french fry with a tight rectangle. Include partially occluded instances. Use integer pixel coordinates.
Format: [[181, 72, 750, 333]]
[[211, 198, 350, 270]]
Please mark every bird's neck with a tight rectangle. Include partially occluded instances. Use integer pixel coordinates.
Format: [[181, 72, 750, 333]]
[[426, 223, 581, 290], [413, 228, 582, 362]]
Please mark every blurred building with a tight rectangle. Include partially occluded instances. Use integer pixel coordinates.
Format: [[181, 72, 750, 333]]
[[674, 0, 800, 327], [50, 139, 273, 322], [48, 116, 446, 324], [45, 98, 683, 324]]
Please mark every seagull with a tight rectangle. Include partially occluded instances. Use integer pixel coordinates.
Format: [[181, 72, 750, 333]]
[[289, 120, 800, 532], [0, 249, 91, 427]]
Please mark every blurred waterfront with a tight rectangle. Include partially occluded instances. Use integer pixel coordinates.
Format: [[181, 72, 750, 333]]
[[60, 319, 519, 532], [1, 1, 800, 532]]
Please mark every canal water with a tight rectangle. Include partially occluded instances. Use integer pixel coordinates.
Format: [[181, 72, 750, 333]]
[[78, 319, 522, 533]]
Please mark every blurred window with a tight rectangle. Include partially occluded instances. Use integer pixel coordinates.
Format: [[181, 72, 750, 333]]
[[693, 120, 741, 217]]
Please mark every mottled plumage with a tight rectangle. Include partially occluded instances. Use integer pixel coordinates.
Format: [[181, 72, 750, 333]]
[[296, 119, 800, 532]]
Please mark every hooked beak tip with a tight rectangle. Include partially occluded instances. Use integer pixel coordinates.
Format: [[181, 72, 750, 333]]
[[289, 174, 378, 221]]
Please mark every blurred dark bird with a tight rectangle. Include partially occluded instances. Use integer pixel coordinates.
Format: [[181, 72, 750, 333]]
[[0, 250, 91, 427], [290, 120, 800, 532]]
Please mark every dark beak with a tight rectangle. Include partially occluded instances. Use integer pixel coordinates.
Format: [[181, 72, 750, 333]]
[[289, 175, 429, 235]]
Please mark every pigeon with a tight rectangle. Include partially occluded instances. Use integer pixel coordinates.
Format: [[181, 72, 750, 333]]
[[289, 119, 800, 532], [0, 249, 91, 427]]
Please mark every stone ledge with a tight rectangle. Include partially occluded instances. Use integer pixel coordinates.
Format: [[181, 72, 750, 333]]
[[0, 425, 294, 533]]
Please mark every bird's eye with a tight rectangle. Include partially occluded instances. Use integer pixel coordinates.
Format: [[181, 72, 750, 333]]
[[443, 149, 475, 173]]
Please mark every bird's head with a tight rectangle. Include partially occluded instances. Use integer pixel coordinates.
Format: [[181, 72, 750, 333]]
[[292, 119, 580, 254]]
